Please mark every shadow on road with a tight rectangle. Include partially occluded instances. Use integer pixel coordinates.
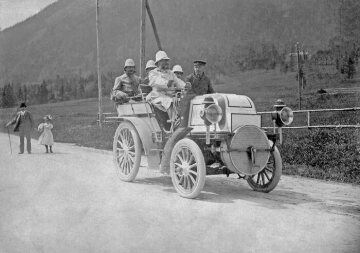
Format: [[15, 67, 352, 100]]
[[135, 175, 322, 210], [26, 151, 69, 155]]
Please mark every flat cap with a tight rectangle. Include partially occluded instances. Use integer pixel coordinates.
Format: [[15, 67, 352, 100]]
[[193, 60, 207, 65]]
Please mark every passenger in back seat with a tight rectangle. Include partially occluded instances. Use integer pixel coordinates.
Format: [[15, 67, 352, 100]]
[[142, 60, 157, 86], [111, 58, 141, 104], [146, 51, 186, 120]]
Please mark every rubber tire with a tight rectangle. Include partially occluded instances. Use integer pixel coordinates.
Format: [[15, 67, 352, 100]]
[[170, 138, 206, 199], [246, 147, 282, 193], [113, 121, 142, 182]]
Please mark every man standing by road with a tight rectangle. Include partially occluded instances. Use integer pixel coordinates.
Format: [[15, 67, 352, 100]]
[[179, 59, 215, 127], [111, 58, 141, 104], [5, 102, 34, 154]]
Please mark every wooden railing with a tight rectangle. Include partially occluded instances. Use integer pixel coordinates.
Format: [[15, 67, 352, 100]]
[[258, 107, 360, 129]]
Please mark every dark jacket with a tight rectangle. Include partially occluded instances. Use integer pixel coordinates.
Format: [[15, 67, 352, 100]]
[[7, 110, 34, 134], [185, 72, 214, 96]]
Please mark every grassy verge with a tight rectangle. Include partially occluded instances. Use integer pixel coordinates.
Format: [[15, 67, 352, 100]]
[[281, 128, 360, 184], [0, 98, 117, 150]]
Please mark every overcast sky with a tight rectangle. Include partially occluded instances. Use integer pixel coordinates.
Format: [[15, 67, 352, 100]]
[[0, 0, 56, 30]]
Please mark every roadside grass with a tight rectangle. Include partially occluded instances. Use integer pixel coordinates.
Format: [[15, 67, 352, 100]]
[[0, 98, 117, 150], [1, 70, 359, 183]]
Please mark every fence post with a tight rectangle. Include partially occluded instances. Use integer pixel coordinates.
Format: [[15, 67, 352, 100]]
[[307, 111, 310, 127]]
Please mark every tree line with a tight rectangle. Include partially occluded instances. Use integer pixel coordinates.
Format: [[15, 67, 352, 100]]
[[0, 72, 119, 108]]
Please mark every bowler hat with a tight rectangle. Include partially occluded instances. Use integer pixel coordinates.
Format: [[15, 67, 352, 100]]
[[19, 102, 27, 108]]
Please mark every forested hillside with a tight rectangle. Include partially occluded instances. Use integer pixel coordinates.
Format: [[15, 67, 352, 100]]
[[0, 0, 340, 84]]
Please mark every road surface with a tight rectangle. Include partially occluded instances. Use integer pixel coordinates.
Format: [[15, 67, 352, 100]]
[[0, 133, 359, 253]]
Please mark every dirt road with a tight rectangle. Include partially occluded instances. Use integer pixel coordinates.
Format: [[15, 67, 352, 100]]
[[0, 133, 359, 253]]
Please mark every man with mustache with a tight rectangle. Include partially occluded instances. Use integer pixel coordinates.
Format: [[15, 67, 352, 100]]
[[111, 58, 141, 104], [146, 51, 186, 129]]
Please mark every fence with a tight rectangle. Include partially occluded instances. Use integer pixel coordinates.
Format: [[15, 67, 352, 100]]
[[258, 107, 360, 129], [99, 107, 360, 129]]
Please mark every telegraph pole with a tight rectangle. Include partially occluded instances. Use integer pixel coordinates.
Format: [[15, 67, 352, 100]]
[[146, 0, 162, 51], [140, 0, 146, 79], [296, 42, 302, 110], [96, 0, 103, 128]]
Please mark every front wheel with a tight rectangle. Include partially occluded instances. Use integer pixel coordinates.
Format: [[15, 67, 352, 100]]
[[170, 138, 206, 199], [113, 121, 142, 182], [246, 147, 282, 193]]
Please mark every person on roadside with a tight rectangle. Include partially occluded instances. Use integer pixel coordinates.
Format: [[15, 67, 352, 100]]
[[111, 58, 141, 104], [146, 51, 186, 121], [179, 59, 215, 127], [172, 65, 184, 80], [38, 115, 54, 153], [5, 102, 34, 154]]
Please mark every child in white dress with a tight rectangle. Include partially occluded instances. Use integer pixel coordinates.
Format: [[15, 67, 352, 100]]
[[38, 115, 54, 153]]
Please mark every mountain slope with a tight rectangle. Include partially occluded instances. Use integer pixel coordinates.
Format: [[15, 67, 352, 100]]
[[0, 0, 338, 83]]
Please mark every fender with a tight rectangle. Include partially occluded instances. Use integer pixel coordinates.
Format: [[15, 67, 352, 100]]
[[121, 117, 160, 155], [160, 127, 193, 174], [120, 117, 162, 170]]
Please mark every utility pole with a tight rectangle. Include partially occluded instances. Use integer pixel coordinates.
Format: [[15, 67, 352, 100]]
[[140, 0, 146, 79], [296, 42, 302, 110], [96, 0, 103, 128], [146, 0, 162, 51]]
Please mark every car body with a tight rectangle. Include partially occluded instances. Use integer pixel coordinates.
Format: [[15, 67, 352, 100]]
[[112, 92, 293, 198]]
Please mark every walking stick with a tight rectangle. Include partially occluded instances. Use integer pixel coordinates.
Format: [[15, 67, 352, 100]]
[[7, 127, 12, 154]]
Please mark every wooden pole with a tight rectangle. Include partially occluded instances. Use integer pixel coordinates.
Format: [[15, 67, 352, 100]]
[[296, 42, 302, 110], [96, 0, 103, 128], [146, 0, 162, 51], [140, 0, 146, 79]]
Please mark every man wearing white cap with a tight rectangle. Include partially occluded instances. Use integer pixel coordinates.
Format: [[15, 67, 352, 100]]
[[172, 65, 184, 80], [142, 60, 157, 85], [147, 51, 186, 115], [111, 58, 141, 103]]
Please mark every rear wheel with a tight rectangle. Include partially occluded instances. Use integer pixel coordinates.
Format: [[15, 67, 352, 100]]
[[246, 147, 282, 193], [113, 122, 142, 182], [170, 138, 206, 199]]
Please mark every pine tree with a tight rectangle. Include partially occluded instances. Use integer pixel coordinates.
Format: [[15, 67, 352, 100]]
[[23, 85, 27, 103], [78, 78, 85, 98], [2, 84, 17, 108], [17, 85, 23, 101], [39, 80, 49, 104], [59, 83, 65, 100]]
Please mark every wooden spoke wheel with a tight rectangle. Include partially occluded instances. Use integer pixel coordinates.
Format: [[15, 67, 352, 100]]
[[113, 122, 142, 182], [246, 147, 282, 193], [170, 138, 206, 199]]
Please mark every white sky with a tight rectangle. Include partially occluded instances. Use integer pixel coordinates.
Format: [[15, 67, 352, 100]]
[[0, 0, 56, 30]]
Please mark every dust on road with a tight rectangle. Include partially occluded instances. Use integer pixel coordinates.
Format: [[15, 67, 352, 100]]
[[0, 133, 359, 253]]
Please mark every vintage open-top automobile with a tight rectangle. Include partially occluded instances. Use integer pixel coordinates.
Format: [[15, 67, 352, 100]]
[[111, 89, 294, 198]]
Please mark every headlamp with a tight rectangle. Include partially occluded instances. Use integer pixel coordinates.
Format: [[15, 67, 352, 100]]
[[203, 104, 223, 124], [272, 106, 294, 126]]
